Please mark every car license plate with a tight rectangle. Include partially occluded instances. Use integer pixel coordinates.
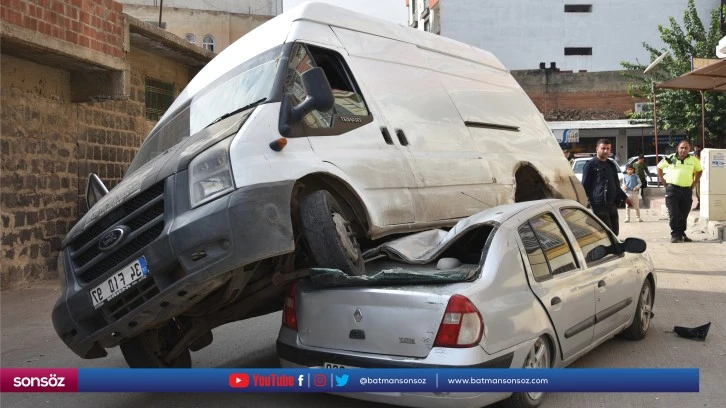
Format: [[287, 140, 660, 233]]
[[324, 362, 356, 369], [90, 256, 149, 308]]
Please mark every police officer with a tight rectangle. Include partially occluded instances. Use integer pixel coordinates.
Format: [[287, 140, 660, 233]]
[[657, 140, 703, 243], [582, 139, 632, 235]]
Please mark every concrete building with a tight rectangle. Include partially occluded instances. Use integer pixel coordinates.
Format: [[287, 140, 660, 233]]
[[406, 0, 721, 72], [118, 0, 278, 53], [1, 0, 213, 289]]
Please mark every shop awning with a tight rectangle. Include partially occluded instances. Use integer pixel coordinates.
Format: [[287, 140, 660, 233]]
[[656, 59, 726, 92]]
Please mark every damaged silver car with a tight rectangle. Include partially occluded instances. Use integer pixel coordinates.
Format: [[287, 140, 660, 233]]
[[277, 199, 656, 408]]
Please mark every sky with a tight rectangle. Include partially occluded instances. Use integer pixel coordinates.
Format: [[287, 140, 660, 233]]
[[282, 0, 408, 24]]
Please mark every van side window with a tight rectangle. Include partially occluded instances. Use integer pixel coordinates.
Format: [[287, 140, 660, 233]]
[[285, 43, 372, 135]]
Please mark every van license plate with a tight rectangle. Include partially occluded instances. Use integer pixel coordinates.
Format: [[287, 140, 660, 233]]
[[324, 362, 356, 369], [90, 256, 149, 308]]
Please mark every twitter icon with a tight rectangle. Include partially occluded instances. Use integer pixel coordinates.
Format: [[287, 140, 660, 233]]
[[334, 374, 349, 387]]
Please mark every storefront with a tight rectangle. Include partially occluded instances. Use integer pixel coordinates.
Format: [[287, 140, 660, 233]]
[[548, 119, 679, 164]]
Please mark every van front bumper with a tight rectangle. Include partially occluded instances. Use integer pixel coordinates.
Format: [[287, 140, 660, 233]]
[[52, 175, 295, 359]]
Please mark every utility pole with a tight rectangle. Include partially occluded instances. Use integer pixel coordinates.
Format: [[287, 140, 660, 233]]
[[158, 0, 163, 28]]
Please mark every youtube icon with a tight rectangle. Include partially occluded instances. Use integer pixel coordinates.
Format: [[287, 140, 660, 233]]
[[228, 373, 249, 388]]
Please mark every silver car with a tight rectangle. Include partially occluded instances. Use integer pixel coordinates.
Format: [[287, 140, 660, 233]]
[[277, 199, 656, 408]]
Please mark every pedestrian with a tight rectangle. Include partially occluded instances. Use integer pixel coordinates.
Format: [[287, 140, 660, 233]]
[[693, 144, 702, 210], [622, 164, 642, 223], [582, 139, 632, 235], [632, 154, 648, 191], [656, 140, 703, 243]]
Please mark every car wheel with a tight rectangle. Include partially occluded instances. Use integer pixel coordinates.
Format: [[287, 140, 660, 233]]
[[618, 278, 653, 340], [506, 336, 550, 408], [120, 320, 192, 368], [300, 190, 365, 276]]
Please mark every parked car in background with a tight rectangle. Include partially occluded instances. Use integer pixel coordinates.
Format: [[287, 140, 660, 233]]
[[278, 199, 656, 408], [621, 155, 667, 186], [572, 157, 624, 184]]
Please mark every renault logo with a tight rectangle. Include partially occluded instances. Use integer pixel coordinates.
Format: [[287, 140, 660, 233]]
[[98, 227, 126, 251], [353, 308, 363, 323]]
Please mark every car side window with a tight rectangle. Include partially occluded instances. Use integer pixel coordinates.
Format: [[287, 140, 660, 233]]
[[518, 223, 552, 281], [285, 43, 371, 133], [559, 207, 617, 265], [518, 213, 579, 280], [528, 213, 579, 275]]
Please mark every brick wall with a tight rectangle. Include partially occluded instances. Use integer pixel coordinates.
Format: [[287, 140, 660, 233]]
[[1, 49, 190, 289], [1, 0, 125, 58], [512, 70, 646, 121]]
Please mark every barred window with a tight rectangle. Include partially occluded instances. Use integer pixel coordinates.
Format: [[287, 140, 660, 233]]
[[145, 78, 175, 121], [185, 33, 196, 44]]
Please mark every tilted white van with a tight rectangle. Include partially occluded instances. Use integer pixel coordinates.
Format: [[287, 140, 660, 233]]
[[53, 3, 586, 367]]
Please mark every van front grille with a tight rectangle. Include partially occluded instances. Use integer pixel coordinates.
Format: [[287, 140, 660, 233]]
[[70, 182, 165, 284]]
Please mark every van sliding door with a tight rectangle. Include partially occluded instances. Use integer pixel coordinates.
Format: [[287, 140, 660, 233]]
[[331, 27, 493, 223]]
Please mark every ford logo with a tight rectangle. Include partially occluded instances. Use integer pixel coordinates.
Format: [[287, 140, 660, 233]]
[[98, 227, 126, 251]]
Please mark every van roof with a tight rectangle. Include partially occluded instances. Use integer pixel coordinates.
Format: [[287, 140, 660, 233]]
[[157, 2, 506, 130], [287, 2, 506, 71]]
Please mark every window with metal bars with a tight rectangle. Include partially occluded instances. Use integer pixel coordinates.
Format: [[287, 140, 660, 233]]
[[144, 78, 175, 121]]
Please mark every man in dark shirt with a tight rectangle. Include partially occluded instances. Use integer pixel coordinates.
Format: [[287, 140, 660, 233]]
[[582, 139, 632, 235]]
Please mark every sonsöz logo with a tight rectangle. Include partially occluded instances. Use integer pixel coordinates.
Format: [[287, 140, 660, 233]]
[[14, 374, 66, 388], [0, 368, 78, 392]]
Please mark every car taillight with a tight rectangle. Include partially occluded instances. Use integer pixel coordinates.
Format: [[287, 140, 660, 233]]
[[282, 283, 297, 331], [433, 294, 484, 348]]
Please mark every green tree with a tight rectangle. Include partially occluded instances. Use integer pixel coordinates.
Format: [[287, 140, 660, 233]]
[[621, 0, 726, 148]]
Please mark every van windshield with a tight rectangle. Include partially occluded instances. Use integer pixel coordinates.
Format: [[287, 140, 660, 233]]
[[125, 45, 284, 177]]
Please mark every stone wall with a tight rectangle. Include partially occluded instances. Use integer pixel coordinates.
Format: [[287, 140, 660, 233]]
[[1, 0, 125, 58], [1, 49, 191, 289]]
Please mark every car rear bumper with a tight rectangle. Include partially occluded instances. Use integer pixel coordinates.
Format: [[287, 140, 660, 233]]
[[276, 326, 516, 408], [53, 176, 295, 359]]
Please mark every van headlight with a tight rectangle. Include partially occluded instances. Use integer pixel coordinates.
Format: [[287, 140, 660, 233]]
[[189, 137, 235, 208]]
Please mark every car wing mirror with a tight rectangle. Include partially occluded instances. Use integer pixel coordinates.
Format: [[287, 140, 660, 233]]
[[86, 173, 108, 209], [279, 67, 335, 136], [621, 237, 647, 253]]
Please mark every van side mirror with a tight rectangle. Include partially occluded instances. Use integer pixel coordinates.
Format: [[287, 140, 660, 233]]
[[86, 173, 108, 209], [621, 237, 647, 253], [279, 67, 335, 136]]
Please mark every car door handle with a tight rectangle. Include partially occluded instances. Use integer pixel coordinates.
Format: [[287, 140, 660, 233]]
[[598, 280, 606, 288], [380, 127, 394, 145], [395, 129, 409, 146], [551, 297, 561, 306]]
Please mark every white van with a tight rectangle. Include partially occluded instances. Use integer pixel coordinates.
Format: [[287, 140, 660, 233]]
[[53, 3, 586, 368]]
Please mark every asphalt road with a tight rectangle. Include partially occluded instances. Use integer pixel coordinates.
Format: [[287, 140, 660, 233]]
[[1, 207, 725, 408]]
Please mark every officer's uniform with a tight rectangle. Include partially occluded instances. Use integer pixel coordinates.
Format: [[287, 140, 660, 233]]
[[657, 154, 703, 241]]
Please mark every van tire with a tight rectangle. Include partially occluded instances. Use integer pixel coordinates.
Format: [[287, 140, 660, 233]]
[[120, 320, 192, 368], [300, 190, 366, 276]]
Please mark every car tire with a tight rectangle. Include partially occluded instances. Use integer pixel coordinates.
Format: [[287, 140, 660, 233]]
[[300, 190, 366, 276], [120, 320, 192, 368], [618, 278, 653, 340], [506, 336, 550, 408]]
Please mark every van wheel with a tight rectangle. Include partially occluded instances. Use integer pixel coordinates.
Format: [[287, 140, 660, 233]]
[[505, 336, 550, 408], [120, 320, 192, 368], [300, 190, 366, 276]]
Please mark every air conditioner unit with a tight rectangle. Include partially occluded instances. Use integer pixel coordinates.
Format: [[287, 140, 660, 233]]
[[634, 102, 648, 113]]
